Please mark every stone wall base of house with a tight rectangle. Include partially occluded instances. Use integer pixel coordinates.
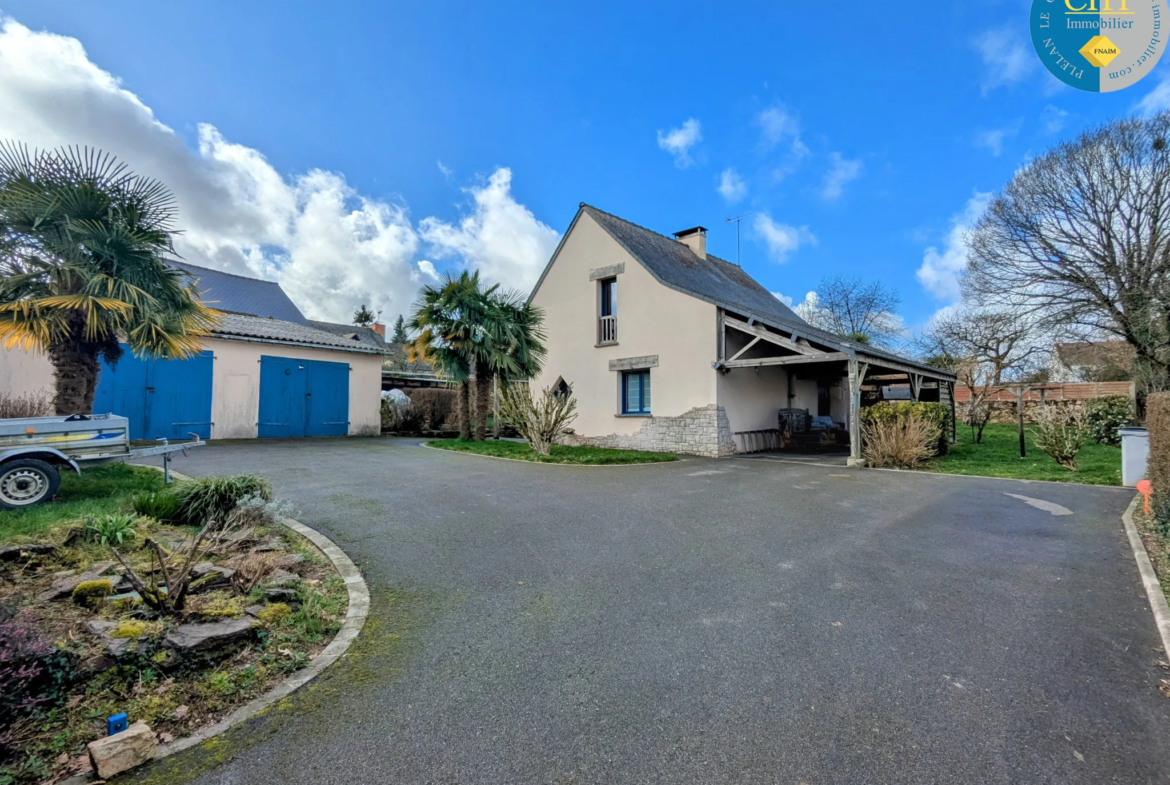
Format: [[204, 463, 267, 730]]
[[559, 404, 736, 457]]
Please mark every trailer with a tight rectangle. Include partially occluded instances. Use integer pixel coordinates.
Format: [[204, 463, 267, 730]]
[[0, 414, 204, 509]]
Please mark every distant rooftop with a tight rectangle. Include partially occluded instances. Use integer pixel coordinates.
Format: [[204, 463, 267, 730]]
[[170, 260, 309, 325]]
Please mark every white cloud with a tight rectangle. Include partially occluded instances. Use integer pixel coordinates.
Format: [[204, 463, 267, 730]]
[[1136, 70, 1170, 116], [973, 26, 1035, 95], [0, 17, 556, 322], [974, 125, 1018, 157], [1040, 105, 1069, 134], [753, 213, 815, 263], [418, 168, 560, 293], [656, 118, 702, 168], [773, 290, 817, 311], [916, 191, 992, 303], [821, 153, 863, 201], [717, 168, 747, 203]]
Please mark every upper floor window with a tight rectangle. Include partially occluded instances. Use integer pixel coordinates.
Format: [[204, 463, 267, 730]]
[[598, 277, 617, 345], [622, 369, 651, 415]]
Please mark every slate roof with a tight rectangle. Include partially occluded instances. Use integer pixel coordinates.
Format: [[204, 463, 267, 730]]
[[581, 205, 805, 325], [309, 321, 389, 352], [171, 260, 310, 325], [542, 204, 953, 379], [213, 313, 381, 354]]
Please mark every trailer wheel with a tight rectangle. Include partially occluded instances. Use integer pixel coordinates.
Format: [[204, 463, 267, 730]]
[[0, 459, 62, 509]]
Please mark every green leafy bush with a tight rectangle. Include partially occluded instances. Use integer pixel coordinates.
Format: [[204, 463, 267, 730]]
[[83, 513, 140, 546], [131, 490, 182, 522], [1083, 395, 1134, 445], [1149, 393, 1170, 535], [860, 401, 950, 456], [170, 475, 273, 527], [1031, 405, 1088, 471]]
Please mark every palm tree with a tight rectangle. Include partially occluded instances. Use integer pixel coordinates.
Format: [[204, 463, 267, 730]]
[[409, 273, 478, 439], [0, 143, 217, 414], [409, 271, 546, 441]]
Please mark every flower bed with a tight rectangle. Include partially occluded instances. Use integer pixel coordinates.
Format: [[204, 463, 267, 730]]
[[0, 466, 346, 784]]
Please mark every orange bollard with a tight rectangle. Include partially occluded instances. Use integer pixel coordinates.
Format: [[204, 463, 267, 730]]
[[1137, 479, 1153, 515]]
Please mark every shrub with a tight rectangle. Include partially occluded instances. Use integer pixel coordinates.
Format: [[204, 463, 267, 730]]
[[500, 382, 578, 456], [132, 490, 183, 522], [1149, 393, 1170, 534], [0, 389, 53, 419], [0, 622, 51, 752], [381, 395, 423, 432], [860, 401, 950, 456], [405, 388, 457, 430], [171, 475, 273, 527], [861, 412, 938, 468], [1031, 405, 1088, 471], [83, 513, 140, 546], [1084, 395, 1134, 445]]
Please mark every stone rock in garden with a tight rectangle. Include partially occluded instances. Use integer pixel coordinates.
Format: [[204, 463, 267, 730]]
[[105, 591, 142, 608], [87, 721, 157, 779], [188, 567, 235, 594], [0, 543, 55, 561], [245, 604, 265, 617], [190, 562, 217, 578], [89, 561, 117, 576], [111, 577, 135, 594], [86, 620, 117, 637], [40, 572, 103, 602], [266, 569, 299, 587], [263, 587, 298, 604], [78, 653, 116, 676], [276, 553, 306, 569], [85, 620, 138, 657], [0, 597, 19, 623], [253, 536, 284, 553], [164, 619, 255, 658]]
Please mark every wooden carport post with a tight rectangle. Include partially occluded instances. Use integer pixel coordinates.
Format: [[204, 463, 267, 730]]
[[847, 358, 869, 467]]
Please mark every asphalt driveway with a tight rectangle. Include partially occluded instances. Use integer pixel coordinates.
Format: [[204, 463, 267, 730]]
[[138, 438, 1168, 785]]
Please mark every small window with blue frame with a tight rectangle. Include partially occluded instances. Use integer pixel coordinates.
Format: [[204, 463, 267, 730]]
[[622, 369, 651, 415]]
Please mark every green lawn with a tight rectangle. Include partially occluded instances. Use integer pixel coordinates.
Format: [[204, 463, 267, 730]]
[[0, 463, 165, 542], [427, 439, 679, 465], [925, 423, 1122, 485]]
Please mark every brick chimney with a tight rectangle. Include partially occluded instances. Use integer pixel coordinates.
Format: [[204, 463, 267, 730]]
[[673, 226, 707, 259], [372, 322, 386, 336]]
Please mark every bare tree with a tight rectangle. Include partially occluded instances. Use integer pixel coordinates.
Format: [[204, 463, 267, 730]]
[[797, 276, 903, 346], [918, 310, 1046, 444], [965, 113, 1170, 396]]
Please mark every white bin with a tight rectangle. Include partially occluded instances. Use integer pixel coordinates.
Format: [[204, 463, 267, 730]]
[[1120, 427, 1149, 488]]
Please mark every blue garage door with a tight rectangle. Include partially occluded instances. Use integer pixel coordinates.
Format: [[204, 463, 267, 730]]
[[92, 348, 214, 441], [258, 356, 349, 438]]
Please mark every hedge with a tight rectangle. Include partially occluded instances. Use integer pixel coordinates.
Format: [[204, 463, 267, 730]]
[[1149, 393, 1170, 535], [860, 401, 950, 456]]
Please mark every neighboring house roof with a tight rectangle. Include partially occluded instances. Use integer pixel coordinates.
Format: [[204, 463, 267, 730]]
[[170, 260, 310, 325], [534, 204, 954, 380], [1055, 341, 1133, 370], [309, 321, 388, 352], [212, 313, 381, 354]]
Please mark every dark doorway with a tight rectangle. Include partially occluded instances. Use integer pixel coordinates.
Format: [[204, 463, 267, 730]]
[[816, 383, 831, 417]]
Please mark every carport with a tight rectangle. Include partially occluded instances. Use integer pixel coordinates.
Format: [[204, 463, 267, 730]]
[[713, 310, 957, 461]]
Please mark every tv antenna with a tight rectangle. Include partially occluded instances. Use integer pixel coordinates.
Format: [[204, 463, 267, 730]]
[[725, 212, 752, 266]]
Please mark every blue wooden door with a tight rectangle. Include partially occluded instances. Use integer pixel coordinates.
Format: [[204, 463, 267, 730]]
[[306, 360, 349, 437], [145, 352, 215, 440], [258, 356, 307, 438], [93, 348, 214, 441]]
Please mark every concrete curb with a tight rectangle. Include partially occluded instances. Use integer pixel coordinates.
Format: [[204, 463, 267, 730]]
[[1120, 494, 1170, 660], [418, 441, 685, 468], [137, 466, 370, 761]]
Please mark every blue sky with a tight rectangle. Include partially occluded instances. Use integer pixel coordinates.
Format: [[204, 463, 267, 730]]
[[1, 0, 1168, 331]]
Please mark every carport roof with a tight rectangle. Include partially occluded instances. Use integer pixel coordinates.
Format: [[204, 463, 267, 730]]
[[212, 313, 383, 354]]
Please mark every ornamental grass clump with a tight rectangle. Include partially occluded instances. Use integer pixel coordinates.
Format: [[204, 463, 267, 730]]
[[170, 475, 272, 528], [1031, 404, 1088, 471], [860, 401, 950, 457], [500, 382, 578, 456], [861, 412, 938, 469]]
